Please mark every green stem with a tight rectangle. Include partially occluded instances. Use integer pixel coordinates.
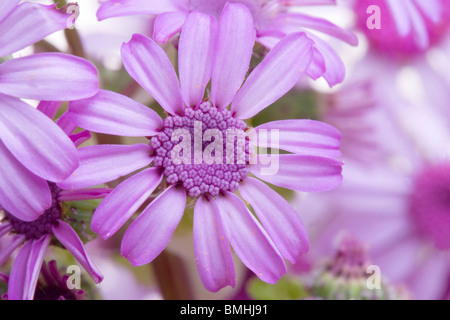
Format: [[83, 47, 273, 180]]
[[35, 40, 61, 53], [64, 28, 86, 58], [152, 250, 195, 300], [53, 0, 85, 58], [54, 0, 68, 6]]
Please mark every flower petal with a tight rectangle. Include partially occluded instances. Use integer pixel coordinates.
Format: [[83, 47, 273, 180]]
[[68, 89, 163, 137], [305, 47, 326, 80], [0, 235, 26, 266], [275, 13, 358, 46], [305, 32, 346, 87], [386, 0, 412, 36], [231, 32, 313, 119], [0, 53, 98, 101], [58, 188, 111, 202], [414, 0, 443, 22], [8, 235, 51, 300], [0, 3, 76, 57], [194, 197, 236, 292], [179, 12, 217, 107], [58, 144, 152, 189], [239, 177, 310, 263], [91, 168, 163, 239], [410, 252, 448, 300], [0, 0, 20, 23], [210, 3, 255, 109], [53, 220, 103, 284], [153, 11, 187, 44], [57, 112, 78, 135], [37, 101, 61, 120], [121, 34, 184, 115], [0, 223, 12, 238], [250, 154, 343, 192], [97, 0, 183, 21], [0, 141, 51, 221], [69, 130, 91, 148], [282, 0, 336, 4], [0, 94, 79, 182], [121, 185, 186, 266], [255, 119, 342, 158], [215, 192, 286, 284]]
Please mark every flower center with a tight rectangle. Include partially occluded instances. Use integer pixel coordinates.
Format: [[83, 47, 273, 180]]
[[409, 163, 450, 250], [34, 261, 83, 301], [3, 183, 61, 240], [150, 101, 250, 198]]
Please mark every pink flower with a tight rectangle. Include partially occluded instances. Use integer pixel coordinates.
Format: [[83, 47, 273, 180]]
[[0, 105, 110, 300], [296, 93, 450, 299], [63, 4, 343, 291], [354, 0, 450, 55], [97, 0, 358, 86], [0, 2, 99, 221]]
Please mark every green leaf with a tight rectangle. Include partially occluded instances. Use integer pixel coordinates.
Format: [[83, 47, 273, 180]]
[[247, 276, 309, 300]]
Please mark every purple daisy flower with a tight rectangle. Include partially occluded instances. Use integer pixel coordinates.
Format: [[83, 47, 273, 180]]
[[353, 0, 449, 55], [2, 260, 88, 300], [294, 71, 450, 299], [63, 4, 343, 291], [0, 105, 109, 300], [96, 0, 358, 87], [0, 2, 99, 221]]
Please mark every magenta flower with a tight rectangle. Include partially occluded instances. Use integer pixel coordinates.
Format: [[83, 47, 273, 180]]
[[96, 0, 358, 87], [63, 4, 343, 291], [297, 96, 450, 299], [301, 160, 450, 299], [0, 107, 109, 300], [0, 186, 105, 300], [0, 2, 99, 221], [354, 0, 450, 55]]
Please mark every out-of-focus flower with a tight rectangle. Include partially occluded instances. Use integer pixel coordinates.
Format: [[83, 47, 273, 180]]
[[0, 105, 110, 300], [318, 79, 384, 164], [353, 0, 450, 56], [0, 2, 99, 221], [245, 235, 410, 300], [96, 0, 358, 87], [295, 94, 450, 299], [63, 4, 343, 292]]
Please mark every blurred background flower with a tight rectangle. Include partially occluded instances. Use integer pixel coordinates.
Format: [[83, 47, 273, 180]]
[[2, 0, 450, 300]]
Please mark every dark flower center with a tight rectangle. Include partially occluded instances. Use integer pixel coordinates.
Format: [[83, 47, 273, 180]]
[[150, 101, 251, 198], [3, 183, 61, 240], [34, 260, 84, 300], [409, 163, 450, 250]]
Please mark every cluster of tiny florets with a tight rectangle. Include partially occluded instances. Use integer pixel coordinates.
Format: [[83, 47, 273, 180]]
[[4, 183, 61, 240], [150, 102, 251, 198]]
